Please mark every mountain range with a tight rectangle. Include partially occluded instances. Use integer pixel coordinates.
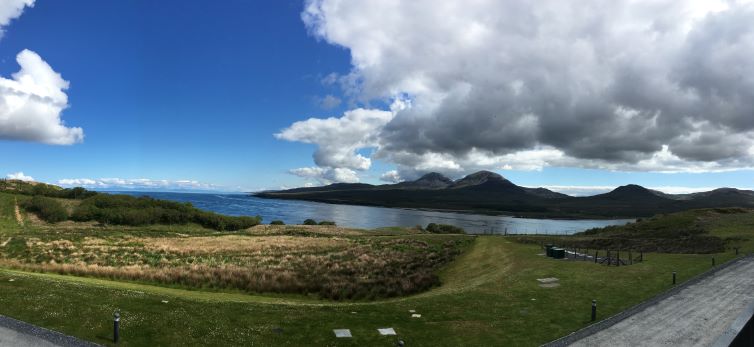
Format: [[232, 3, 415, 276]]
[[255, 171, 754, 218]]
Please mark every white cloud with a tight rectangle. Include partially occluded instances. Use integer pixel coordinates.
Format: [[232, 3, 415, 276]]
[[379, 170, 401, 183], [6, 171, 33, 181], [0, 49, 84, 145], [276, 106, 396, 171], [276, 98, 414, 183], [315, 94, 342, 109], [288, 166, 359, 185], [291, 0, 754, 178], [57, 178, 219, 191], [0, 0, 33, 38]]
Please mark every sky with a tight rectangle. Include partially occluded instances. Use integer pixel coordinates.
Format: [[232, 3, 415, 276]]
[[1, 0, 753, 195]]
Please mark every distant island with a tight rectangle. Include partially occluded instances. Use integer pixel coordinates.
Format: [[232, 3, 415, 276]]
[[255, 171, 754, 218]]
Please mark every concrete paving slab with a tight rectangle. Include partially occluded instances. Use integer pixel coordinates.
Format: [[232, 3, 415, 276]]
[[333, 329, 352, 338]]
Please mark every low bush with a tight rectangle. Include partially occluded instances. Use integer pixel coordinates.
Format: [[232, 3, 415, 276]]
[[426, 223, 465, 234], [71, 194, 260, 231], [318, 221, 336, 226], [270, 220, 285, 225], [303, 219, 317, 225], [22, 196, 68, 223], [0, 179, 97, 199]]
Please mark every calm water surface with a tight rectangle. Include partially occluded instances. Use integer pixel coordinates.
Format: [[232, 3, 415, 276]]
[[114, 191, 633, 235]]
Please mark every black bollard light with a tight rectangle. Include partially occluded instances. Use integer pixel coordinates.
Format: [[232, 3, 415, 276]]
[[591, 300, 597, 322], [712, 257, 715, 267], [672, 271, 676, 285], [113, 311, 120, 344]]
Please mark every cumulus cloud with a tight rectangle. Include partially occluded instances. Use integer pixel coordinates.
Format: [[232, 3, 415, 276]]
[[276, 106, 398, 170], [57, 178, 218, 191], [379, 170, 402, 183], [289, 0, 754, 179], [0, 0, 33, 38], [0, 49, 84, 145], [6, 171, 33, 181], [288, 166, 359, 185], [276, 99, 410, 183]]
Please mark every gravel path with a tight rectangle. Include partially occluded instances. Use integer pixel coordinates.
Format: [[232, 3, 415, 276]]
[[570, 257, 754, 346]]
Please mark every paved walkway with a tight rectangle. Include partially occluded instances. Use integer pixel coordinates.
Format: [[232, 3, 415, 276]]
[[0, 315, 99, 347], [569, 257, 754, 346]]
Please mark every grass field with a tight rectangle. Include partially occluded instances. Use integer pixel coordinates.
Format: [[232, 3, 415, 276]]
[[0, 192, 752, 346]]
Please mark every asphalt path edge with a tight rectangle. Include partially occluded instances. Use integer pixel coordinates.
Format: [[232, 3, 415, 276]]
[[542, 253, 754, 347], [0, 314, 101, 347]]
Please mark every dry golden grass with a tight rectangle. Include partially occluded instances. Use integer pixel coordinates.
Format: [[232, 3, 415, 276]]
[[13, 198, 23, 226], [141, 235, 350, 255], [245, 224, 368, 236], [0, 215, 471, 300]]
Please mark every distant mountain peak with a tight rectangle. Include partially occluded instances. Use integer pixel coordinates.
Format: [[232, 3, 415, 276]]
[[600, 184, 669, 201], [459, 170, 506, 182], [416, 172, 453, 184], [451, 170, 512, 189], [612, 184, 651, 193], [467, 170, 504, 179], [386, 172, 454, 190]]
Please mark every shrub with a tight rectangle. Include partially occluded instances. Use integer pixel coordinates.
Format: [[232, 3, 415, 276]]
[[270, 220, 285, 225], [303, 219, 317, 225], [71, 194, 261, 231], [318, 221, 336, 226], [0, 179, 97, 200], [22, 196, 68, 223], [426, 223, 465, 234]]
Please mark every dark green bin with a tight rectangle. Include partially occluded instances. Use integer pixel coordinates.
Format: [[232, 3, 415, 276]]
[[545, 244, 554, 257], [552, 248, 566, 259]]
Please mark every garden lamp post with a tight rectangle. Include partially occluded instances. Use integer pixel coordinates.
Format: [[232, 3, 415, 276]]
[[113, 310, 120, 344]]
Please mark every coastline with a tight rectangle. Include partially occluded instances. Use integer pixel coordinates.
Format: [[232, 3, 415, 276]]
[[252, 193, 639, 221]]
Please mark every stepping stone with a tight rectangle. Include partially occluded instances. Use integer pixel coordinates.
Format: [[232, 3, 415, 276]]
[[411, 314, 422, 318], [378, 328, 397, 336], [333, 329, 352, 338], [536, 277, 559, 284], [537, 277, 560, 288]]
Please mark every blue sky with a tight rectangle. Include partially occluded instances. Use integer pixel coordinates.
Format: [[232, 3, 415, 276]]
[[1, 1, 753, 194]]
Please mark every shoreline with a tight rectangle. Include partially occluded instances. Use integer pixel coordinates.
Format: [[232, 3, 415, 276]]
[[252, 193, 640, 221]]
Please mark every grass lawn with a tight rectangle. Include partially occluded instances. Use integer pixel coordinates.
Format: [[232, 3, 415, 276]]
[[0, 191, 751, 346]]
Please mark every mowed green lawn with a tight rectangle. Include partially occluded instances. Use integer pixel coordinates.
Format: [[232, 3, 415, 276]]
[[0, 192, 749, 346]]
